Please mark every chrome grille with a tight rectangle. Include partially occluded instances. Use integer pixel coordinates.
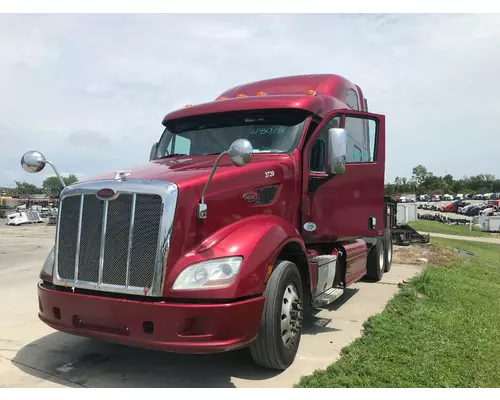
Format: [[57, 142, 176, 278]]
[[54, 180, 177, 297]]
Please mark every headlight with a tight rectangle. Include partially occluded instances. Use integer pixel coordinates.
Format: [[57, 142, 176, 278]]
[[41, 246, 55, 277], [172, 256, 243, 291]]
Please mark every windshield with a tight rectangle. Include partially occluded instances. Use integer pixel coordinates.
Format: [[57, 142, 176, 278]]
[[154, 109, 309, 158]]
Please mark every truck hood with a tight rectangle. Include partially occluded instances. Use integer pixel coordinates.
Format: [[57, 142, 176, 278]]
[[78, 154, 291, 187]]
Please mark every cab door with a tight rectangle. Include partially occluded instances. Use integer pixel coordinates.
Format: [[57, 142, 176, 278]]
[[301, 110, 386, 243]]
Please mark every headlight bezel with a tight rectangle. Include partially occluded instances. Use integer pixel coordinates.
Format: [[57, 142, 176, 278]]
[[41, 245, 55, 278], [172, 256, 243, 291]]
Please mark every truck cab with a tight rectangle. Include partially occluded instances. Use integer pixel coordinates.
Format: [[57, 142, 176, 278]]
[[22, 74, 391, 371]]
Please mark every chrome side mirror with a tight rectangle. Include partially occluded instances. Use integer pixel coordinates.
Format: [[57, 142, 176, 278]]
[[228, 138, 253, 167], [21, 151, 47, 173], [20, 150, 67, 188], [327, 128, 347, 175], [149, 142, 158, 161]]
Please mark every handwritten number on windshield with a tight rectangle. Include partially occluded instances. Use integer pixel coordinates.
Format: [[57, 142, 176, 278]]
[[248, 127, 285, 136]]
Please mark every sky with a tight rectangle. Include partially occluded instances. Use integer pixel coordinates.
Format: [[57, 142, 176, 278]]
[[0, 13, 499, 187]]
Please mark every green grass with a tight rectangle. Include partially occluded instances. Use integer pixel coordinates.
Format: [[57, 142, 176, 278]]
[[296, 238, 500, 388], [408, 219, 495, 237]]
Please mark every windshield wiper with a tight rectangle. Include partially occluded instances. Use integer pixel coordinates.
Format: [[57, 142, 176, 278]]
[[158, 153, 188, 159]]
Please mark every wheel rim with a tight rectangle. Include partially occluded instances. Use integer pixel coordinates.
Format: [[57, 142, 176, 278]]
[[280, 283, 302, 349], [379, 244, 385, 271]]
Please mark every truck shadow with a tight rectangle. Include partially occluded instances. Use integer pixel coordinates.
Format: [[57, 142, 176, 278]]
[[12, 334, 269, 388], [11, 309, 345, 388]]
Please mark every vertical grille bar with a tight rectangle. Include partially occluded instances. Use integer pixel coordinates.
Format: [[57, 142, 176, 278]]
[[98, 200, 109, 287], [125, 193, 136, 288], [74, 194, 85, 282]]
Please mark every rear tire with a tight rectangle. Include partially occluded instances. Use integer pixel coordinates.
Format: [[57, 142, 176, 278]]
[[383, 229, 393, 272], [249, 260, 304, 370], [366, 237, 385, 281]]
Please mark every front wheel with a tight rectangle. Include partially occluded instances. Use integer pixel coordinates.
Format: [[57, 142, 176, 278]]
[[249, 260, 304, 370], [366, 237, 385, 281], [383, 229, 393, 272]]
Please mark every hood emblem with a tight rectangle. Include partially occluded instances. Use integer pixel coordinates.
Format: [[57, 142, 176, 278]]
[[243, 191, 259, 203], [114, 170, 131, 181], [96, 188, 117, 200]]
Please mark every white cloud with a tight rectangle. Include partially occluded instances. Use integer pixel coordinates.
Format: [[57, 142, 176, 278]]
[[0, 13, 499, 188]]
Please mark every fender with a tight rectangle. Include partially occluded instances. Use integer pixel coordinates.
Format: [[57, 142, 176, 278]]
[[163, 214, 311, 300]]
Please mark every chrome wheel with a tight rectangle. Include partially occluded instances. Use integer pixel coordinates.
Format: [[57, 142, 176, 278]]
[[281, 283, 303, 349]]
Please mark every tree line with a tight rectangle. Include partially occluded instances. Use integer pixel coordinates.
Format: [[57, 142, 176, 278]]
[[385, 165, 500, 196], [4, 175, 78, 198]]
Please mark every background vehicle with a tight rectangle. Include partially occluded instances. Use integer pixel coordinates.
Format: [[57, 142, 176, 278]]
[[21, 74, 391, 371]]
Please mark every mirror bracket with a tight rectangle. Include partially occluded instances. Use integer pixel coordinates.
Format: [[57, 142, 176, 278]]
[[308, 175, 331, 193], [198, 138, 253, 219]]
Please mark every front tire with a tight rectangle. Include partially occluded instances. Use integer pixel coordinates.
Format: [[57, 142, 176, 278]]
[[249, 260, 304, 370], [366, 237, 385, 281], [383, 229, 393, 272]]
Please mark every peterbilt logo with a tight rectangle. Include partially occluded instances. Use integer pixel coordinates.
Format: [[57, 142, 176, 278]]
[[242, 191, 259, 203], [96, 188, 117, 200]]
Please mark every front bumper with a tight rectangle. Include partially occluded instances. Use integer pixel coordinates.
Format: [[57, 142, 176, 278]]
[[37, 282, 265, 354]]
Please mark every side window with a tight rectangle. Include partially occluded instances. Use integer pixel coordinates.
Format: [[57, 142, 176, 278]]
[[309, 116, 340, 173], [346, 89, 359, 111], [352, 145, 363, 162], [345, 116, 377, 163]]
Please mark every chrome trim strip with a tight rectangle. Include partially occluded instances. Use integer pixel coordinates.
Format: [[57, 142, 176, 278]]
[[125, 193, 136, 288], [53, 179, 179, 297], [98, 200, 109, 287], [74, 194, 84, 282]]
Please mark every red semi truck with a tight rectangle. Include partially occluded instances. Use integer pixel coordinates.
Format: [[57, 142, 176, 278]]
[[21, 74, 392, 370]]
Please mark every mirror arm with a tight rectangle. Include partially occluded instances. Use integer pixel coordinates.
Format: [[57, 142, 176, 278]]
[[197, 151, 229, 219], [201, 151, 228, 205], [45, 160, 67, 189]]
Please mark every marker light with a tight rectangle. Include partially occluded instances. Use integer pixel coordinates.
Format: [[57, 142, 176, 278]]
[[185, 104, 192, 107], [256, 91, 267, 96], [236, 93, 247, 98], [216, 96, 228, 101], [306, 89, 317, 96]]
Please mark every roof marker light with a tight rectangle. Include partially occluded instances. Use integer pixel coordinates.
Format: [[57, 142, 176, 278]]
[[216, 96, 228, 101], [306, 89, 317, 96], [185, 104, 192, 107], [236, 93, 247, 98], [256, 91, 267, 96]]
